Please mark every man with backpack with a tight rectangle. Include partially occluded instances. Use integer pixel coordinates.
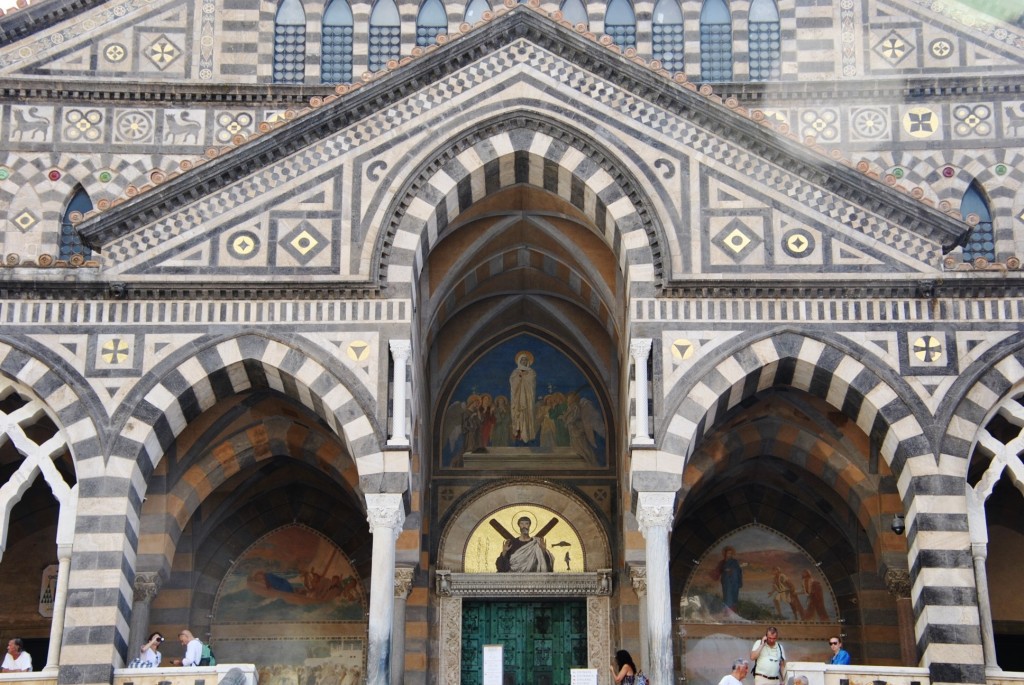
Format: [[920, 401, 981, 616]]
[[172, 629, 209, 666]]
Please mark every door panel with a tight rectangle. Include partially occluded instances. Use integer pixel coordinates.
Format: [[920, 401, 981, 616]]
[[462, 600, 588, 685]]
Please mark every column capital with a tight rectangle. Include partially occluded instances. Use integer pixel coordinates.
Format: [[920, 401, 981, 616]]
[[366, 493, 406, 540], [884, 568, 911, 598], [389, 339, 412, 361], [629, 338, 653, 359], [628, 564, 647, 598], [394, 567, 415, 599], [133, 572, 162, 603], [635, 491, 675, 536], [971, 542, 988, 560]]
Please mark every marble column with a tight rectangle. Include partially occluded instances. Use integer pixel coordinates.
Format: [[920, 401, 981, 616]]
[[630, 339, 654, 445], [636, 491, 675, 684], [125, 572, 162, 667], [884, 569, 916, 666], [971, 543, 1000, 670], [43, 545, 73, 672], [366, 493, 406, 685], [387, 340, 411, 446], [391, 567, 415, 685], [628, 564, 649, 676]]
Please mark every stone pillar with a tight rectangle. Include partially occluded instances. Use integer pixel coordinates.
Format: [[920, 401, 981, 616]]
[[885, 568, 916, 666], [43, 545, 73, 672], [630, 339, 654, 445], [391, 567, 415, 685], [387, 340, 411, 446], [629, 565, 649, 674], [971, 543, 1000, 670], [366, 493, 406, 685], [636, 491, 675, 684], [125, 572, 162, 668]]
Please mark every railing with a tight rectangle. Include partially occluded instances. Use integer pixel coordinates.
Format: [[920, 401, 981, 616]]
[[786, 662, 930, 685], [113, 664, 259, 685]]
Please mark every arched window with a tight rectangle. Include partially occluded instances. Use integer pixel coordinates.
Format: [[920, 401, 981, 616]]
[[416, 0, 448, 47], [748, 0, 780, 81], [560, 0, 588, 27], [321, 0, 354, 83], [464, 0, 490, 23], [604, 0, 636, 49], [60, 187, 93, 262], [961, 180, 995, 263], [273, 0, 306, 84], [369, 0, 401, 71], [699, 0, 732, 82], [652, 0, 684, 72]]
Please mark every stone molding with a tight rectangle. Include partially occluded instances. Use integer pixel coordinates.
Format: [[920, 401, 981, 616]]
[[434, 570, 612, 598]]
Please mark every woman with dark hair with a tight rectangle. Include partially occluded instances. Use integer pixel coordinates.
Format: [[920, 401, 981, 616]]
[[138, 632, 164, 667], [610, 649, 637, 684]]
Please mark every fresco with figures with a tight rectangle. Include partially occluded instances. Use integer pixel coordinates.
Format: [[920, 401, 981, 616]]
[[439, 334, 608, 469], [463, 504, 585, 573], [211, 525, 366, 682], [680, 524, 838, 623]]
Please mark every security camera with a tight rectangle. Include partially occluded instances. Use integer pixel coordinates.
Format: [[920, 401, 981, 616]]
[[891, 514, 906, 535]]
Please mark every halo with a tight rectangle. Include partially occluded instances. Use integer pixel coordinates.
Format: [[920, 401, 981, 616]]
[[511, 510, 538, 532], [514, 350, 534, 365]]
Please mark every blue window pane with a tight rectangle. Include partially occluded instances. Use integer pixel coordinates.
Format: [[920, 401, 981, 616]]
[[274, 0, 306, 83], [59, 188, 93, 261], [699, 0, 731, 81], [369, 0, 401, 70], [652, 0, 684, 71], [961, 180, 995, 262], [748, 0, 779, 81], [652, 0, 682, 24], [322, 0, 354, 83], [464, 0, 491, 23], [560, 0, 588, 26], [371, 0, 401, 25], [276, 0, 305, 25], [417, 0, 448, 46], [604, 0, 636, 48], [749, 0, 778, 22]]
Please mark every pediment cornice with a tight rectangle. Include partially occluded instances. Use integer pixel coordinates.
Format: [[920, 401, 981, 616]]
[[76, 5, 967, 255]]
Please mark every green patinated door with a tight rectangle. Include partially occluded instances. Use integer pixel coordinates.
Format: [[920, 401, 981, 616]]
[[462, 600, 589, 685]]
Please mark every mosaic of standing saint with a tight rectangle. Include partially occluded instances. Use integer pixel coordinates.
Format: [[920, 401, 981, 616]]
[[439, 334, 608, 468]]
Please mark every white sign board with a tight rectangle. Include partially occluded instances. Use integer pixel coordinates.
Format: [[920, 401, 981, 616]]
[[570, 668, 599, 685], [482, 644, 503, 685]]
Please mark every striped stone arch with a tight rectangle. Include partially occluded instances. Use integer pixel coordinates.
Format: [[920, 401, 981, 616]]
[[377, 113, 666, 294], [941, 343, 1024, 462], [110, 333, 388, 486], [653, 330, 984, 681], [136, 415, 363, 578]]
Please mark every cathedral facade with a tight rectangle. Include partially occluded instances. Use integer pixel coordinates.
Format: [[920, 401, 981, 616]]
[[0, 0, 1022, 684]]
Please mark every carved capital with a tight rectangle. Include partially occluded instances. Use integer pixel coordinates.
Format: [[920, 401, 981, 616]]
[[885, 568, 911, 598], [629, 338, 653, 362], [628, 564, 647, 598], [395, 567, 415, 599], [635, 491, 675, 536], [365, 493, 406, 539], [389, 339, 412, 363], [133, 572, 162, 603]]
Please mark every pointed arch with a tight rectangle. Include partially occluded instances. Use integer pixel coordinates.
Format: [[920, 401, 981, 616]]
[[559, 0, 589, 27], [273, 0, 306, 84], [60, 186, 93, 262], [961, 179, 995, 263], [416, 0, 448, 46], [321, 0, 354, 84], [369, 0, 401, 71], [699, 0, 732, 82], [376, 114, 667, 296], [652, 0, 684, 72], [747, 0, 780, 81], [463, 0, 491, 23], [604, 0, 636, 49]]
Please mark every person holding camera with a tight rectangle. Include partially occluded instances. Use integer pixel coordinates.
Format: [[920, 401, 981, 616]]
[[173, 630, 202, 666], [138, 633, 164, 667]]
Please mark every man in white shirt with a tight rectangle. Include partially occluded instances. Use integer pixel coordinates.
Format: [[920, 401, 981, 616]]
[[172, 630, 203, 667], [751, 626, 786, 685], [718, 659, 749, 685], [1, 638, 32, 672]]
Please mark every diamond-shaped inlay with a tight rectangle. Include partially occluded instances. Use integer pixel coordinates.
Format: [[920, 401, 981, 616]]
[[713, 218, 762, 262], [14, 210, 38, 231], [782, 228, 815, 258], [281, 221, 328, 264], [875, 30, 914, 66], [146, 34, 182, 70]]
